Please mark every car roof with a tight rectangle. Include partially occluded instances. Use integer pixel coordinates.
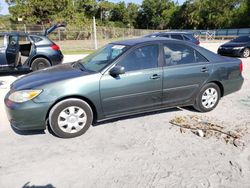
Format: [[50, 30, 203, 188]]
[[161, 31, 192, 34], [112, 37, 180, 46], [0, 32, 44, 37]]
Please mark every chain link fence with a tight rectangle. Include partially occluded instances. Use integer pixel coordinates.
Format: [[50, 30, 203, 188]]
[[1, 23, 250, 52]]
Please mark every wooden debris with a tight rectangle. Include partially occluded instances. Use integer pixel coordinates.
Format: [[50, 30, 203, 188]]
[[169, 115, 247, 147]]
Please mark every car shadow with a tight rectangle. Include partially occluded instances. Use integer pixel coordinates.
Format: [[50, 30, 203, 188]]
[[22, 182, 55, 188], [11, 125, 45, 136], [93, 107, 184, 127], [0, 69, 31, 77]]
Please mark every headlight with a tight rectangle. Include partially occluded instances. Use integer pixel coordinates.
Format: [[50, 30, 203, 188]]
[[233, 47, 243, 50], [8, 90, 42, 103]]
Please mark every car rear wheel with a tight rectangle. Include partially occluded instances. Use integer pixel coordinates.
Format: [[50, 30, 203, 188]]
[[194, 83, 221, 112], [241, 48, 250, 58], [49, 98, 93, 138], [31, 58, 51, 71]]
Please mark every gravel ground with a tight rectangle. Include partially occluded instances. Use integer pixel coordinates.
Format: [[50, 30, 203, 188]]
[[0, 42, 250, 188]]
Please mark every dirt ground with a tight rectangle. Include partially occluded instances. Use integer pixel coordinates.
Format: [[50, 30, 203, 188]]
[[0, 42, 250, 188]]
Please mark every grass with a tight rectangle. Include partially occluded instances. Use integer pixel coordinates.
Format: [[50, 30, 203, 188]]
[[62, 49, 95, 55]]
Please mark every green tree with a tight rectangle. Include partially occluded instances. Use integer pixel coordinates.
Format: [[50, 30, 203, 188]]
[[137, 0, 177, 29]]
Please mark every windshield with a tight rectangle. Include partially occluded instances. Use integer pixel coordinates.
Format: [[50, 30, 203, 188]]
[[231, 36, 250, 42], [79, 44, 128, 72]]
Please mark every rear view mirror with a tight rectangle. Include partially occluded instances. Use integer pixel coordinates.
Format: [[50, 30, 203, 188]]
[[109, 65, 125, 76]]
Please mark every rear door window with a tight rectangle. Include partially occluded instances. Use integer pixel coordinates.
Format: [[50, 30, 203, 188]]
[[171, 34, 184, 40], [183, 35, 191, 41], [163, 43, 208, 66]]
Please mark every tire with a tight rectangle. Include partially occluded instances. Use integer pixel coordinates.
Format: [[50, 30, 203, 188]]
[[194, 83, 221, 112], [49, 98, 93, 138], [241, 48, 250, 58], [31, 58, 51, 71]]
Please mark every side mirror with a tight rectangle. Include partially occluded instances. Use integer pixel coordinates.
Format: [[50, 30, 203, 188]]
[[109, 65, 125, 76]]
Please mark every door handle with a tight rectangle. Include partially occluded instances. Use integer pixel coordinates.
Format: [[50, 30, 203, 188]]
[[201, 67, 209, 73], [150, 74, 161, 80]]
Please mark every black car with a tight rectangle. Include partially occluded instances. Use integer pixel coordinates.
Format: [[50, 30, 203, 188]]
[[0, 23, 65, 72], [144, 32, 200, 45], [218, 35, 250, 58]]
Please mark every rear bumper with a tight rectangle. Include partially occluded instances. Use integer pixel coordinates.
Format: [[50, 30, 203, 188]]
[[4, 96, 52, 131], [222, 76, 244, 96], [50, 51, 64, 66]]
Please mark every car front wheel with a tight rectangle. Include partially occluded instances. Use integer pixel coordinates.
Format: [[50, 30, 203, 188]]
[[241, 48, 250, 58], [49, 98, 93, 138], [31, 58, 51, 71], [194, 83, 221, 112]]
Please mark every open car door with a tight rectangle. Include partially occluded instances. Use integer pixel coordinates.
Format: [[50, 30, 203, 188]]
[[44, 23, 66, 36], [6, 34, 20, 68]]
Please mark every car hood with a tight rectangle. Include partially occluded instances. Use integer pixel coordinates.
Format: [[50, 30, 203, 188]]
[[11, 63, 94, 90], [221, 42, 247, 48]]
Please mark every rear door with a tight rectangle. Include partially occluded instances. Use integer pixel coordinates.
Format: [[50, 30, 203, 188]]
[[100, 43, 163, 116], [0, 34, 7, 67], [6, 34, 19, 67], [162, 42, 212, 105]]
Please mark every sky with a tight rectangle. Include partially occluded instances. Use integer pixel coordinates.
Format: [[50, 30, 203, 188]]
[[0, 0, 185, 15]]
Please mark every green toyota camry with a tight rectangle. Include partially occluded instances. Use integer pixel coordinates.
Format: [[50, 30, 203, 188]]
[[5, 38, 244, 138]]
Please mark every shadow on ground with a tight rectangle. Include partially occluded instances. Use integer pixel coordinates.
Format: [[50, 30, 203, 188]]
[[22, 182, 55, 188], [10, 106, 198, 137], [11, 125, 45, 136]]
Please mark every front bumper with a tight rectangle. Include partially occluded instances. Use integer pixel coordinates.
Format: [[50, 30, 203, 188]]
[[217, 48, 243, 57], [4, 95, 52, 131]]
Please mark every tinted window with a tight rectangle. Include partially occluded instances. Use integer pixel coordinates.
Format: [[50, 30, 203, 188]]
[[160, 34, 170, 38], [183, 35, 191, 41], [30, 36, 43, 43], [171, 34, 184, 40], [195, 51, 208, 62], [118, 45, 159, 72], [163, 43, 207, 66], [231, 36, 250, 42], [9, 35, 18, 47]]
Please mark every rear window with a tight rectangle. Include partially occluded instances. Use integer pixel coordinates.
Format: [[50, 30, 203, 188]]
[[30, 36, 43, 43]]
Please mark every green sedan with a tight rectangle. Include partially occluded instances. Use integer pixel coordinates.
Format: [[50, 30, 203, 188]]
[[4, 38, 244, 138]]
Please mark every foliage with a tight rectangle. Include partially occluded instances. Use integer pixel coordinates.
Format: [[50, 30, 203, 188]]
[[4, 0, 250, 29]]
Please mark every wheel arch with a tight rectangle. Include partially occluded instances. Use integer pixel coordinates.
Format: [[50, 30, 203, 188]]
[[46, 95, 98, 125], [29, 55, 52, 67], [208, 80, 224, 97]]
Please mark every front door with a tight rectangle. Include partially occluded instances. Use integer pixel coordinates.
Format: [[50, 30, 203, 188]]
[[6, 34, 19, 67], [0, 34, 7, 67], [162, 42, 212, 105], [100, 44, 163, 117]]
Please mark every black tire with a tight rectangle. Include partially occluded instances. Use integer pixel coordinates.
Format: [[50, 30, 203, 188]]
[[241, 48, 250, 58], [193, 83, 221, 112], [31, 58, 51, 71], [49, 98, 93, 138]]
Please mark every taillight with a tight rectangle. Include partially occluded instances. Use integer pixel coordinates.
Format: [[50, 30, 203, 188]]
[[51, 44, 60, 51], [240, 61, 243, 73]]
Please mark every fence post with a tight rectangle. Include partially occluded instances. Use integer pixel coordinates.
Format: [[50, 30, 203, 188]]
[[24, 24, 27, 33], [93, 16, 98, 50]]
